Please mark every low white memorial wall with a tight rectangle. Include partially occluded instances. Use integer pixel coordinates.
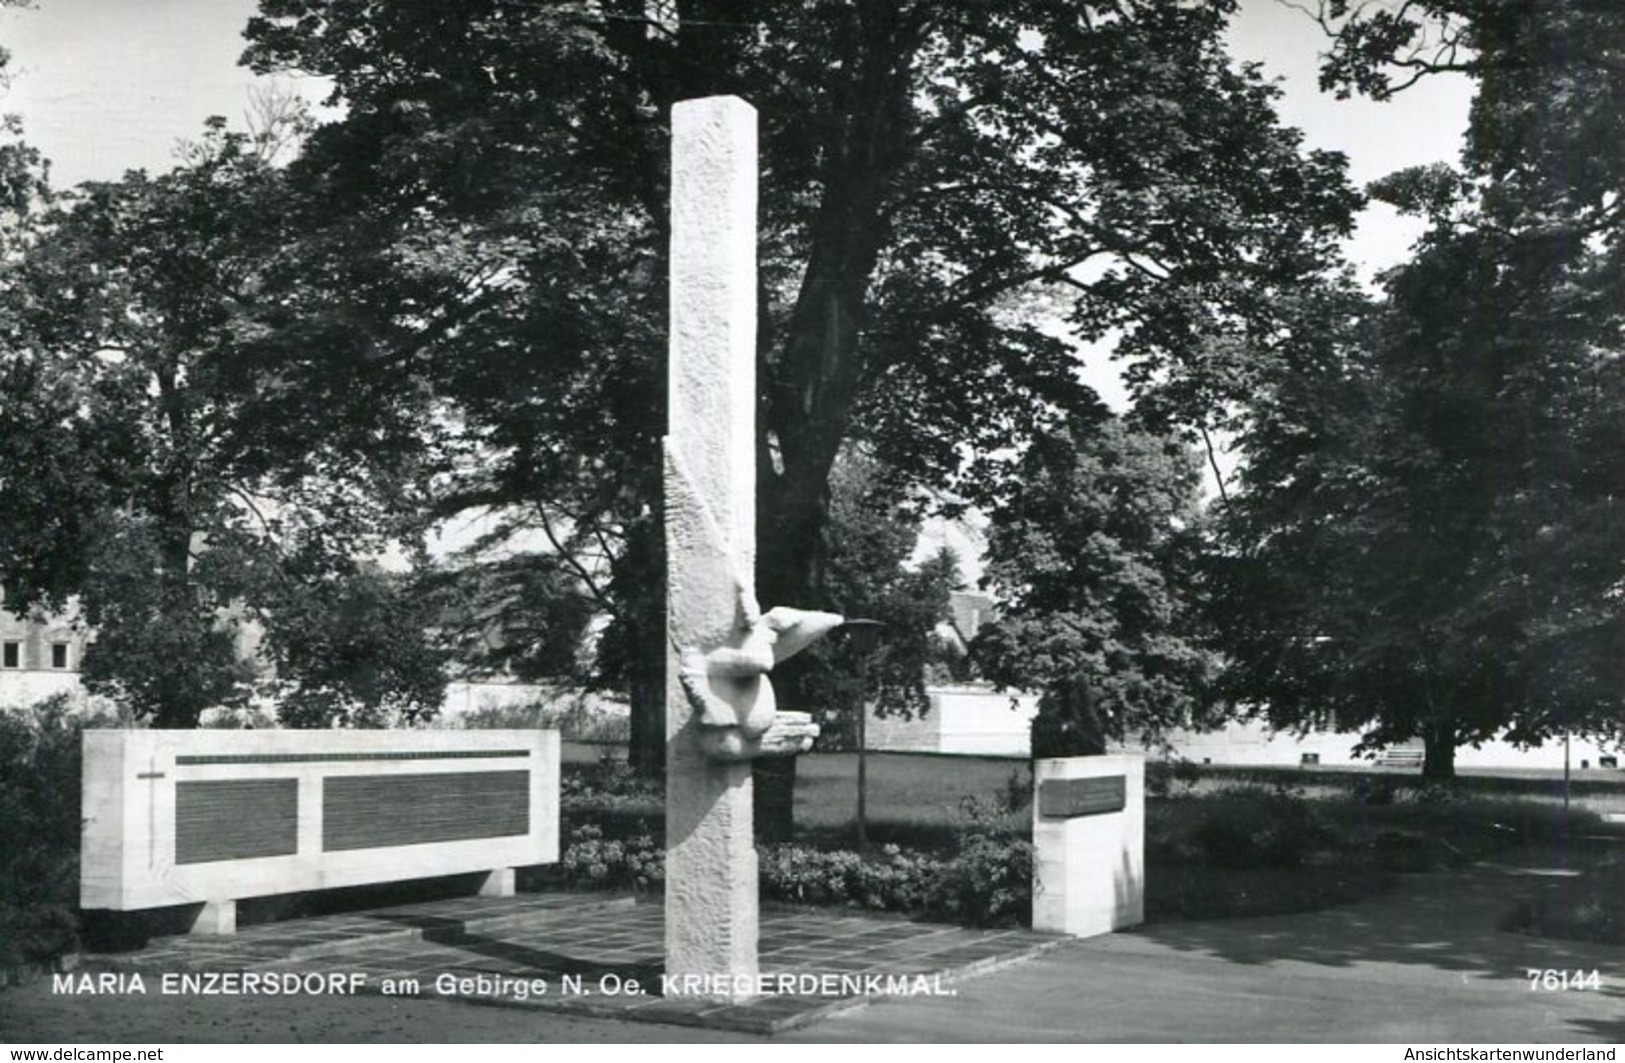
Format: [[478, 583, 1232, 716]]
[[1032, 754, 1144, 938], [81, 729, 559, 931]]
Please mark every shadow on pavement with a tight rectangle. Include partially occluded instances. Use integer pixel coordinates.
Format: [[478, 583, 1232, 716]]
[[1124, 853, 1625, 993]]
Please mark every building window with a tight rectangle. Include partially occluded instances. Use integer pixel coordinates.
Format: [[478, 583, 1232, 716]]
[[2, 641, 18, 669], [51, 642, 69, 669]]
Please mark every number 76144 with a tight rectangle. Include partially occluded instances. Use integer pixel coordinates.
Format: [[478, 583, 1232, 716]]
[[1526, 969, 1601, 991]]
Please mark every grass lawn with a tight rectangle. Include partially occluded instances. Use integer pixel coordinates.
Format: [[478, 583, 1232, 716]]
[[786, 755, 1614, 924], [791, 752, 1030, 848], [554, 755, 1618, 927], [1146, 860, 1398, 921]]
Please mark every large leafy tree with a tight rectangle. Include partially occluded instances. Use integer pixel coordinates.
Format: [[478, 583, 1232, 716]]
[[0, 122, 446, 726], [975, 415, 1218, 756], [1212, 229, 1623, 778], [1209, 0, 1625, 777], [1315, 1, 1623, 290], [238, 0, 1358, 767]]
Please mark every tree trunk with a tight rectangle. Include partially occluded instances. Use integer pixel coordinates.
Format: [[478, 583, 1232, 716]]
[[1421, 716, 1457, 781], [750, 9, 925, 843], [751, 652, 821, 845], [756, 5, 922, 614], [752, 755, 798, 845], [155, 372, 205, 729], [154, 529, 205, 729], [627, 657, 665, 783], [618, 515, 666, 781]]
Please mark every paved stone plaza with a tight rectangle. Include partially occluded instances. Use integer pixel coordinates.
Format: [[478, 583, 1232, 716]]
[[1, 852, 1618, 1041], [80, 893, 1062, 1034]]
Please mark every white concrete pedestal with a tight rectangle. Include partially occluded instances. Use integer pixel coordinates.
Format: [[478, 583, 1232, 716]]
[[478, 868, 516, 897], [191, 899, 236, 936], [1032, 754, 1144, 938]]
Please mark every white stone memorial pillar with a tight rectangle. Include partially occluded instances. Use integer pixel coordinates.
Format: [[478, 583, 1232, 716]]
[[664, 95, 763, 1000], [1032, 754, 1145, 938]]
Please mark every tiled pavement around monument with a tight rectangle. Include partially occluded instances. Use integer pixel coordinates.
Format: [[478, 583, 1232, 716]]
[[84, 893, 1064, 1034]]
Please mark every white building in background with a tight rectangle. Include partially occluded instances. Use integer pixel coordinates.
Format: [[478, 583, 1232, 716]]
[[867, 590, 1623, 771], [0, 593, 90, 707], [866, 693, 1623, 771], [867, 684, 1040, 757], [865, 693, 1623, 772], [1117, 721, 1622, 773], [867, 589, 1044, 756]]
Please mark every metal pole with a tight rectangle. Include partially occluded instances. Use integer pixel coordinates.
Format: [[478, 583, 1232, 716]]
[[1563, 728, 1571, 817], [856, 652, 868, 850], [839, 619, 885, 851]]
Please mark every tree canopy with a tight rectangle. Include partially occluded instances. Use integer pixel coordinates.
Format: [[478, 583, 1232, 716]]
[[975, 415, 1218, 756], [0, 121, 446, 726], [1210, 225, 1623, 776], [798, 448, 961, 748], [1207, 0, 1625, 777], [228, 0, 1358, 759]]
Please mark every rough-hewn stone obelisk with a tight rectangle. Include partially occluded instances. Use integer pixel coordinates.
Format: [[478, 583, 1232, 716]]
[[664, 95, 764, 1000]]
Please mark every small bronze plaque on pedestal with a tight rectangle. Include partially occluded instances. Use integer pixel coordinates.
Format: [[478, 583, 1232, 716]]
[[1038, 775, 1126, 818]]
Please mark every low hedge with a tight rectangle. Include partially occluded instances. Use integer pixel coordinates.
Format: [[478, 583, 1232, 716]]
[[1504, 862, 1625, 946], [759, 828, 1033, 928], [556, 812, 1035, 928]]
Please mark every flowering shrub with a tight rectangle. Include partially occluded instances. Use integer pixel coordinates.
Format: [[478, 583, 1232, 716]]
[[560, 759, 662, 813], [557, 805, 1034, 927], [760, 844, 928, 911], [758, 800, 1035, 928], [759, 838, 1032, 927], [559, 823, 663, 892], [932, 827, 1034, 926]]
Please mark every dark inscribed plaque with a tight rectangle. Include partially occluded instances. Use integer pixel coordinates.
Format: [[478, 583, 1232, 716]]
[[177, 750, 528, 766], [322, 771, 530, 851], [1038, 775, 1127, 818], [175, 779, 299, 864]]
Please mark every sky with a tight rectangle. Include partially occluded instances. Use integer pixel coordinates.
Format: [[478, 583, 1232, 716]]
[[0, 0, 332, 183], [1226, 0, 1474, 284]]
